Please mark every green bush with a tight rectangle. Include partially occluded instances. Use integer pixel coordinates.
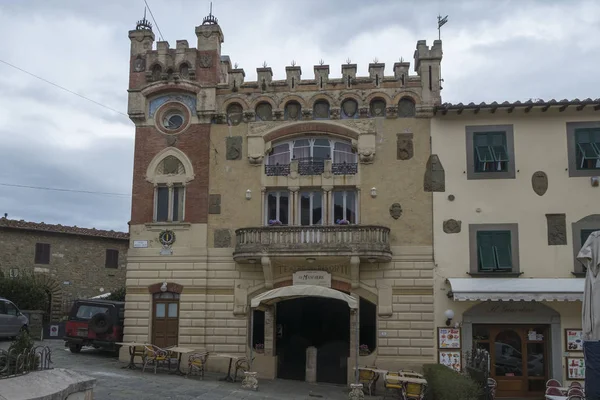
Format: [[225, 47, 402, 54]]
[[423, 364, 482, 400], [105, 287, 126, 301], [0, 272, 49, 311]]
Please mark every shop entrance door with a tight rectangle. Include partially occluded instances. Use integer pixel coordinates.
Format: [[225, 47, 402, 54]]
[[473, 325, 548, 398]]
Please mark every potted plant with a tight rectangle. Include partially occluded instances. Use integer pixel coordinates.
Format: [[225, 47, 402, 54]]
[[268, 219, 282, 226], [254, 343, 264, 354], [359, 344, 370, 356], [336, 219, 350, 225]]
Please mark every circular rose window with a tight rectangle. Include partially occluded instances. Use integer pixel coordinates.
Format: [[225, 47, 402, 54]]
[[163, 113, 184, 130], [154, 102, 191, 135]]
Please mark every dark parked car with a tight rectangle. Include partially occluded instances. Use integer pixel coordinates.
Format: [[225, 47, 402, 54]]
[[64, 299, 124, 353]]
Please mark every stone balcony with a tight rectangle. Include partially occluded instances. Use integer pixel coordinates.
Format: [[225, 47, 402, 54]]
[[233, 225, 392, 263]]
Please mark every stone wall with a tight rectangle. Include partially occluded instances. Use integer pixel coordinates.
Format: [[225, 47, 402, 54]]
[[0, 227, 128, 319]]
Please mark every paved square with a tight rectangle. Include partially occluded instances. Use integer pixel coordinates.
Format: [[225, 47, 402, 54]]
[[0, 339, 373, 399]]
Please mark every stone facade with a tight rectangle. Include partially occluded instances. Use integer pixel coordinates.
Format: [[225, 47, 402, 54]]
[[0, 218, 128, 321], [123, 13, 442, 384]]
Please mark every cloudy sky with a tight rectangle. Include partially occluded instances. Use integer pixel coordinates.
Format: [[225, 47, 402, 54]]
[[0, 0, 598, 232]]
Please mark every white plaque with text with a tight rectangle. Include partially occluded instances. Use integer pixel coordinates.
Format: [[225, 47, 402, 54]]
[[133, 240, 148, 248], [293, 271, 332, 287]]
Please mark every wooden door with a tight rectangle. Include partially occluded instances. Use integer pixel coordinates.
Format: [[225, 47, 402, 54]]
[[484, 325, 548, 398], [152, 292, 179, 348]]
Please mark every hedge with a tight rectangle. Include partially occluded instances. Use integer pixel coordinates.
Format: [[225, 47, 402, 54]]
[[0, 272, 49, 311], [423, 364, 482, 400]]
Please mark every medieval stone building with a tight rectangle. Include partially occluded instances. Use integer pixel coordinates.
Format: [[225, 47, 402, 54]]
[[123, 12, 442, 384], [0, 217, 128, 322]]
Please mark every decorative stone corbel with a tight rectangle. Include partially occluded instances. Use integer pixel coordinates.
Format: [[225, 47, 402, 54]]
[[358, 150, 375, 164], [261, 256, 274, 289], [248, 154, 264, 165], [350, 256, 360, 289], [376, 280, 392, 317], [243, 111, 256, 123]]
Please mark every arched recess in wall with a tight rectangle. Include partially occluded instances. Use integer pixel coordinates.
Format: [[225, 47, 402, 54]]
[[146, 147, 195, 184], [33, 273, 63, 323]]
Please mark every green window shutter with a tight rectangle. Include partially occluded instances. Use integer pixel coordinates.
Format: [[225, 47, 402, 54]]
[[477, 232, 496, 271], [493, 231, 512, 270]]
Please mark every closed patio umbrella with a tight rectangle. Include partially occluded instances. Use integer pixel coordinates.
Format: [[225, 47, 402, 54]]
[[576, 230, 600, 398]]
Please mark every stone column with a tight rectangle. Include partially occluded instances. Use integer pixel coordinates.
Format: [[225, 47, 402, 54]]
[[306, 346, 317, 383], [264, 306, 275, 357]]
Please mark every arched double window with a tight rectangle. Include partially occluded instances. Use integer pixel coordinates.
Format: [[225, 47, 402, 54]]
[[267, 138, 356, 165]]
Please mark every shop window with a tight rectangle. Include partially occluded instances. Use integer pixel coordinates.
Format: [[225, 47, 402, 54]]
[[359, 298, 376, 355], [265, 191, 290, 226], [250, 310, 265, 351], [465, 125, 515, 180]]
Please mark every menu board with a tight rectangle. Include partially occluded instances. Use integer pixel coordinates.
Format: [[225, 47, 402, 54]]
[[566, 329, 584, 351], [438, 327, 461, 349], [566, 357, 585, 380], [438, 350, 461, 372]]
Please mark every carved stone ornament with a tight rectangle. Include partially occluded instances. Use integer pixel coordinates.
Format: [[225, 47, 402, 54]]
[[349, 384, 365, 400], [389, 203, 403, 219], [424, 154, 445, 192], [285, 103, 300, 120], [531, 171, 548, 196], [330, 108, 340, 120], [546, 214, 567, 245], [443, 219, 462, 234], [248, 154, 264, 165], [158, 230, 176, 247], [301, 109, 312, 120], [396, 133, 414, 160], [243, 111, 256, 123], [133, 56, 146, 72], [386, 106, 398, 118], [241, 371, 259, 391], [166, 135, 177, 147], [359, 107, 369, 118], [226, 136, 243, 160], [358, 150, 375, 164], [342, 99, 358, 118], [256, 103, 273, 121], [227, 104, 243, 126], [214, 229, 232, 248], [199, 53, 212, 68], [208, 194, 221, 214]]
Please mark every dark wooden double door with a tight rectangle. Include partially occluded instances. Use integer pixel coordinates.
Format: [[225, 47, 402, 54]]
[[473, 325, 549, 398], [152, 293, 179, 348]]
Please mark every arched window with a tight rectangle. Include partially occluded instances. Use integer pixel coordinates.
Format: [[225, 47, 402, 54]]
[[313, 100, 330, 120], [147, 150, 194, 223], [267, 138, 357, 168], [284, 101, 301, 121], [151, 64, 162, 81], [370, 98, 386, 117], [398, 97, 416, 118], [255, 102, 273, 121], [179, 63, 190, 79], [226, 103, 243, 126], [341, 99, 358, 119]]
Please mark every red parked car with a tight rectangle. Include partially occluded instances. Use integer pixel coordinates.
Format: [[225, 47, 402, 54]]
[[64, 299, 125, 354]]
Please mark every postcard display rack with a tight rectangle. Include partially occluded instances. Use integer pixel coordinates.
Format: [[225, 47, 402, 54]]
[[438, 327, 462, 372], [565, 328, 585, 380]]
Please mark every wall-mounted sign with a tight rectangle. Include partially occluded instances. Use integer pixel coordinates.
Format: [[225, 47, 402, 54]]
[[49, 325, 59, 337], [292, 271, 331, 287], [566, 357, 585, 380], [133, 240, 148, 248], [63, 281, 71, 285], [438, 350, 461, 372], [438, 327, 461, 349], [566, 329, 584, 351], [159, 248, 173, 256]]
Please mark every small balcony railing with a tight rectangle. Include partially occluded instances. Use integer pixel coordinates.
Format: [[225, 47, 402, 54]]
[[233, 224, 392, 262], [264, 157, 358, 177]]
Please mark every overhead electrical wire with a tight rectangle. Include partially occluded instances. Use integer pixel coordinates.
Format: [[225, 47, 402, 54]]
[[0, 182, 130, 198], [143, 0, 165, 41]]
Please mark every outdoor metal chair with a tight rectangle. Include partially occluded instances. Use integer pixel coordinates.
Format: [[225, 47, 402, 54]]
[[383, 372, 404, 399], [186, 351, 209, 379], [404, 381, 426, 400], [567, 395, 583, 400], [569, 381, 582, 389], [567, 388, 584, 397], [546, 378, 562, 387], [142, 344, 170, 374], [358, 368, 378, 396], [233, 356, 255, 382], [545, 387, 563, 396]]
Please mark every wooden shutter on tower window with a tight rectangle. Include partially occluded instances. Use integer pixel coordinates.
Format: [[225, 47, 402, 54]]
[[105, 249, 119, 268], [34, 243, 50, 264]]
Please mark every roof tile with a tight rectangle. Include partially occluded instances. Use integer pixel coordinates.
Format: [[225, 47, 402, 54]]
[[0, 217, 129, 240]]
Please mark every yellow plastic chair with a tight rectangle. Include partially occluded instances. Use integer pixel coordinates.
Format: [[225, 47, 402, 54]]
[[186, 351, 209, 379], [358, 368, 378, 396], [383, 372, 404, 399], [142, 344, 170, 374], [405, 381, 426, 400]]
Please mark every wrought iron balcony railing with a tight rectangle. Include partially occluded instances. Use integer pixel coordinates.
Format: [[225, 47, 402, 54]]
[[233, 224, 392, 262], [264, 157, 358, 177]]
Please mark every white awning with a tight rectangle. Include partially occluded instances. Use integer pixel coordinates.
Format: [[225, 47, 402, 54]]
[[447, 278, 584, 302], [250, 285, 358, 309]]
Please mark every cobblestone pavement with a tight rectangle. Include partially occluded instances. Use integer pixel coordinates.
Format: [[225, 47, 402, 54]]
[[0, 339, 376, 400]]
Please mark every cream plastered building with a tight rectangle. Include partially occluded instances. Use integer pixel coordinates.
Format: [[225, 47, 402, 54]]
[[121, 14, 444, 384], [431, 100, 600, 397]]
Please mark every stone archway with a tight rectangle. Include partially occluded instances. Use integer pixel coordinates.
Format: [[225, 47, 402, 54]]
[[32, 274, 63, 322], [462, 301, 562, 381]]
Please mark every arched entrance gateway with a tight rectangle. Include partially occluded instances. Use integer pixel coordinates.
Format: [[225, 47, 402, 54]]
[[249, 285, 359, 385], [462, 301, 561, 398]]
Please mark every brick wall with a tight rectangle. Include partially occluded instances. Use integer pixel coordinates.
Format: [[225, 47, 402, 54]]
[[130, 124, 211, 224]]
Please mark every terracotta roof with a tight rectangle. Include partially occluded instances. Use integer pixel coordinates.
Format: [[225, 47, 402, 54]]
[[0, 217, 129, 240], [435, 98, 600, 115]]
